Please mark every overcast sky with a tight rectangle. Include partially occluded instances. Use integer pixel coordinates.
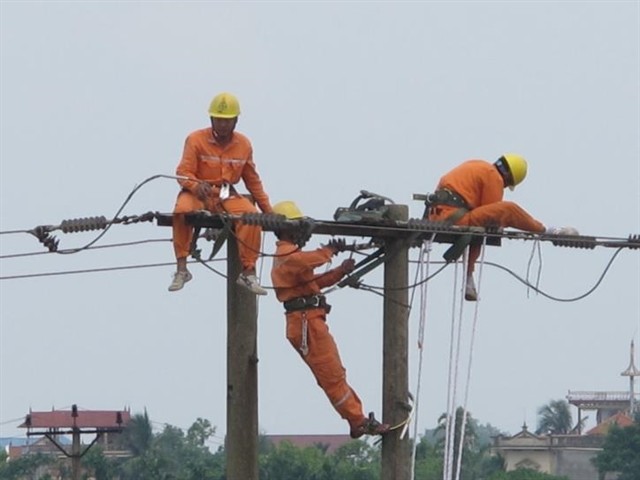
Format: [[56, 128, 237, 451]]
[[1, 1, 639, 448]]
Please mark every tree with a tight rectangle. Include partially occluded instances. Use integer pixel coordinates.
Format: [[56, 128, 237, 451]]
[[413, 434, 442, 480], [187, 417, 216, 448], [488, 470, 569, 480], [82, 445, 119, 480], [259, 441, 327, 480], [435, 407, 479, 480], [121, 409, 153, 456], [535, 400, 572, 435], [0, 450, 54, 479], [592, 415, 640, 480]]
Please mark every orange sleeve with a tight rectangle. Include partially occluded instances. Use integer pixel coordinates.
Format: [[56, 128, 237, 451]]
[[272, 243, 339, 301], [314, 265, 347, 289], [242, 148, 272, 213], [176, 134, 201, 193]]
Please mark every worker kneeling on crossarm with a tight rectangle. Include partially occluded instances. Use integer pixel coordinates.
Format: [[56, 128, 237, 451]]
[[427, 154, 578, 301]]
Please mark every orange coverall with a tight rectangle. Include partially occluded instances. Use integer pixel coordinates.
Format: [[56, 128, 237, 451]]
[[271, 240, 368, 430], [172, 128, 272, 269], [428, 160, 545, 273]]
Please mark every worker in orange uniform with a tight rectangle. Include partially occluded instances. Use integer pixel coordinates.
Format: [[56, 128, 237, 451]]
[[270, 201, 390, 439], [169, 92, 273, 293], [427, 154, 578, 301]]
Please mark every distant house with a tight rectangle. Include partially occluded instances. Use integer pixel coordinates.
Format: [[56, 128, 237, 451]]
[[3, 435, 69, 460], [492, 341, 638, 480], [492, 422, 617, 480]]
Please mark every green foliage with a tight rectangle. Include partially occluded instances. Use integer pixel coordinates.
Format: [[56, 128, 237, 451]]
[[187, 418, 216, 448], [488, 469, 569, 480], [121, 409, 153, 456], [0, 451, 54, 479], [82, 446, 119, 480], [535, 400, 572, 435], [592, 419, 640, 480]]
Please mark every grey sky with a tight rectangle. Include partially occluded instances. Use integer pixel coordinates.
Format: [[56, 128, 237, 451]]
[[1, 1, 639, 447]]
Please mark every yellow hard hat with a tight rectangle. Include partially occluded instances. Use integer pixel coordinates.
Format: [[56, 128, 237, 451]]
[[208, 92, 240, 118], [273, 201, 304, 220], [500, 153, 528, 190]]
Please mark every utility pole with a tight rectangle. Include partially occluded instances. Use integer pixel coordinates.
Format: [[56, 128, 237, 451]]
[[155, 209, 507, 480], [381, 204, 411, 480], [71, 427, 81, 480], [226, 236, 259, 480]]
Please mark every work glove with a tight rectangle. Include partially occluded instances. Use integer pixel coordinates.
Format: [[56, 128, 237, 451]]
[[545, 226, 580, 236], [195, 182, 213, 202], [341, 258, 356, 274], [326, 237, 348, 254]]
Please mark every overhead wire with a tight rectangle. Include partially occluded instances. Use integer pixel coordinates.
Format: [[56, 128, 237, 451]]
[[0, 238, 173, 260], [0, 259, 224, 281], [0, 171, 634, 301], [356, 246, 625, 303], [0, 242, 627, 304]]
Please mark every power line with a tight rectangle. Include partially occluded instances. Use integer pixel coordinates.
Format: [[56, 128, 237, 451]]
[[0, 238, 173, 260], [0, 258, 225, 281]]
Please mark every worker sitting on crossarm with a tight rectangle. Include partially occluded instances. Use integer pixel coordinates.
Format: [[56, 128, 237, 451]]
[[427, 154, 578, 301], [270, 200, 390, 439], [169, 92, 272, 294]]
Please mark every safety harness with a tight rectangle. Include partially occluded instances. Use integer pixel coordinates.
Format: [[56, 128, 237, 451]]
[[414, 188, 476, 263], [422, 188, 470, 224], [283, 294, 331, 314]]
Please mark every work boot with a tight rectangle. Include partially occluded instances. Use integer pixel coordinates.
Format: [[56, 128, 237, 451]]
[[236, 272, 268, 296], [465, 275, 478, 302], [168, 270, 192, 292], [349, 412, 390, 439]]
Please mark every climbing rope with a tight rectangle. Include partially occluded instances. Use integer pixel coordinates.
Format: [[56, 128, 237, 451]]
[[443, 256, 462, 480], [454, 238, 487, 480], [409, 237, 435, 479]]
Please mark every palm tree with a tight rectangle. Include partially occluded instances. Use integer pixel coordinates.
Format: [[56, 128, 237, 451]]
[[536, 399, 572, 435], [122, 409, 154, 455]]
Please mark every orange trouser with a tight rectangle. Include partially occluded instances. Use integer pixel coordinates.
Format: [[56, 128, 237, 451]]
[[286, 309, 366, 427], [431, 201, 545, 274], [172, 190, 262, 270]]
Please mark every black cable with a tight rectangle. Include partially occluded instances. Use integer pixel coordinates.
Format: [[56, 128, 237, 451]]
[[361, 248, 625, 303], [0, 238, 172, 259], [357, 262, 450, 291], [0, 229, 32, 235], [0, 259, 223, 281], [483, 248, 624, 302], [0, 246, 626, 304]]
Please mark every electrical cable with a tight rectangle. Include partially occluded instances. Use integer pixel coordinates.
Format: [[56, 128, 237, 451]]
[[359, 246, 624, 303], [0, 238, 172, 259], [0, 259, 224, 281], [483, 248, 624, 302], [1, 246, 625, 304]]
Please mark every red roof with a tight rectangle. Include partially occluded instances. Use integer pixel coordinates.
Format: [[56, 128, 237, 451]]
[[586, 411, 634, 436], [20, 408, 131, 429]]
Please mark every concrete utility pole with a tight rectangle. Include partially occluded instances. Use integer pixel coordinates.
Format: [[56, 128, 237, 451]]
[[226, 237, 259, 480], [381, 204, 411, 480]]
